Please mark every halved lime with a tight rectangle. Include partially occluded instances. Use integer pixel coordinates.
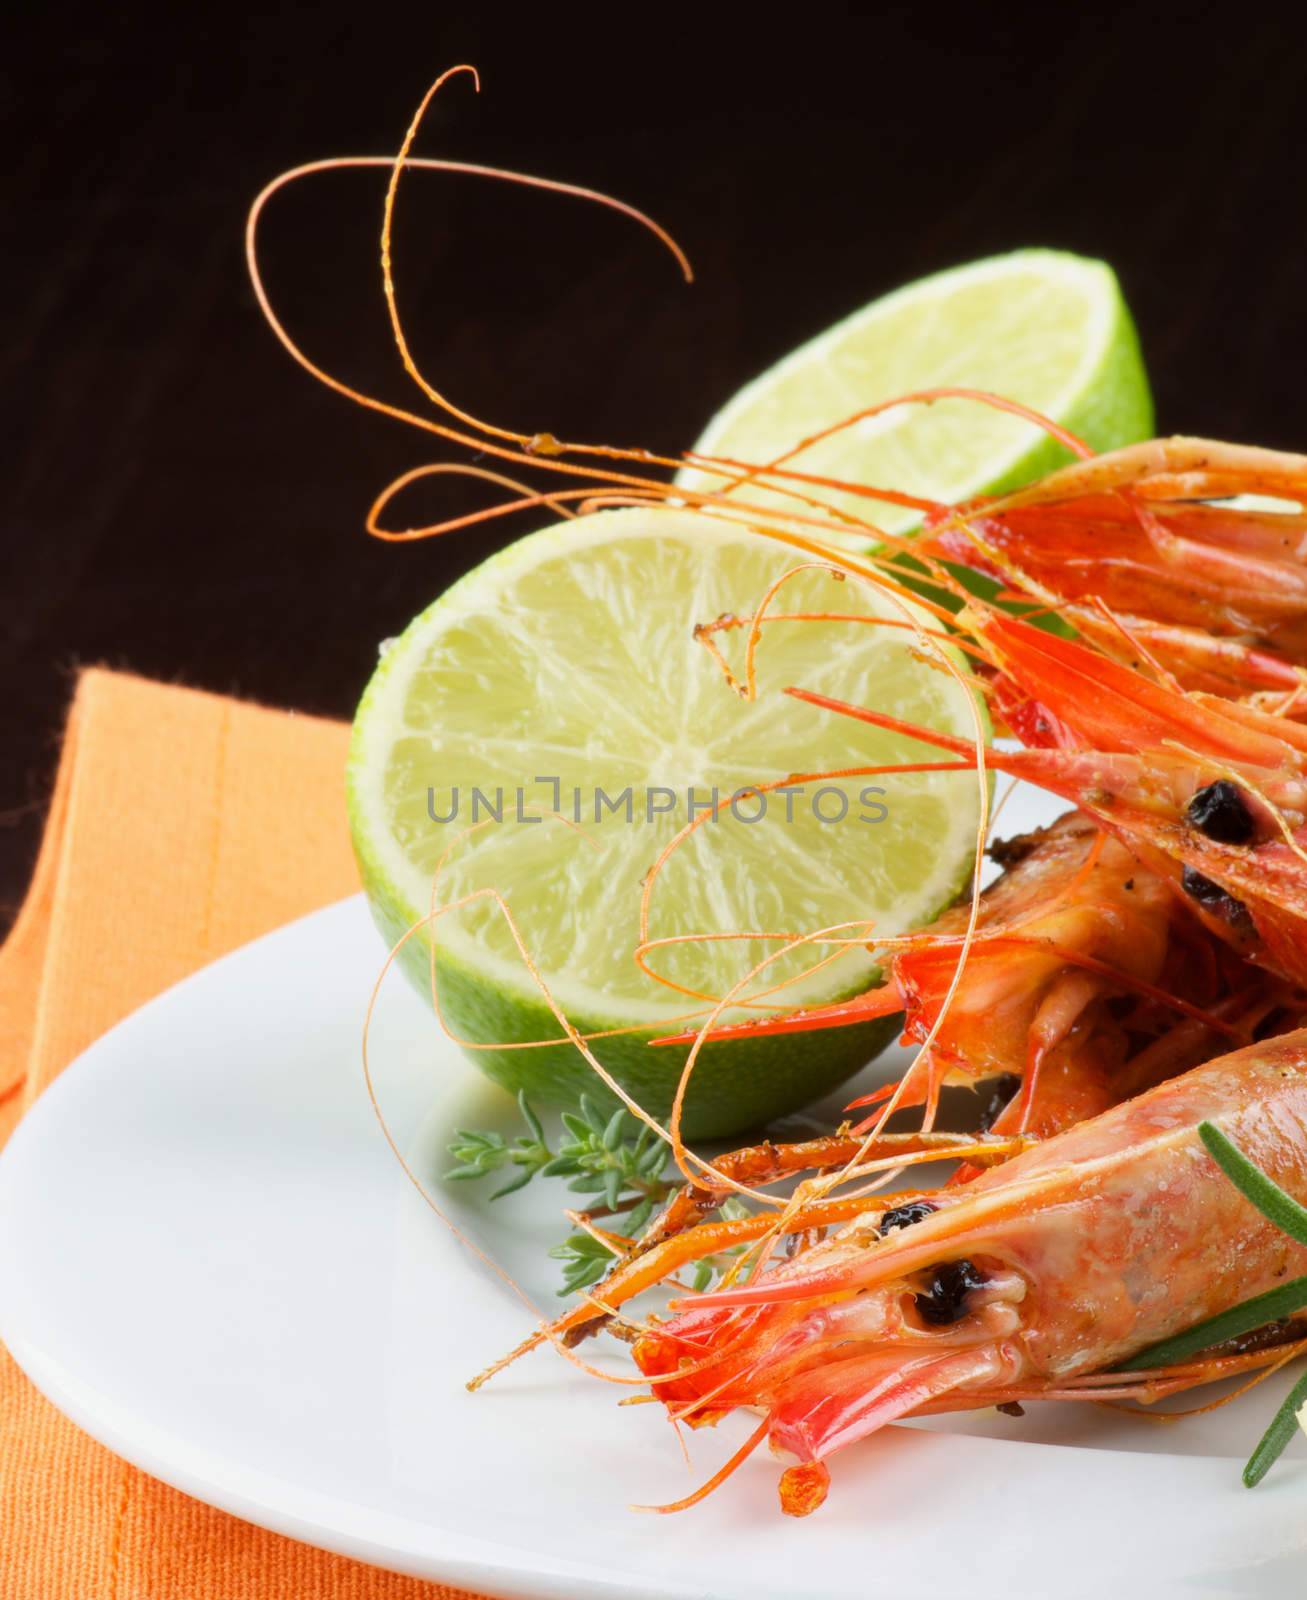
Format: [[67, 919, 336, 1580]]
[[349, 507, 987, 1139], [677, 249, 1152, 542]]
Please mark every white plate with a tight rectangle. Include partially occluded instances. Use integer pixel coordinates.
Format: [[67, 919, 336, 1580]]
[[1, 787, 1306, 1599]]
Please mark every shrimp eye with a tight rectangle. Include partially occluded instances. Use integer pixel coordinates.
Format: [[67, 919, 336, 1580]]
[[1180, 867, 1255, 936], [1181, 865, 1226, 904], [877, 1200, 937, 1235], [978, 1072, 1022, 1132], [1187, 780, 1255, 845], [915, 1259, 987, 1325]]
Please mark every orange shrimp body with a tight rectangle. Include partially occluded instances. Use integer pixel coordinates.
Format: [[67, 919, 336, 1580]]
[[662, 811, 1266, 1139], [634, 1032, 1307, 1514], [785, 605, 1307, 989], [957, 607, 1307, 985], [843, 814, 1176, 1129]]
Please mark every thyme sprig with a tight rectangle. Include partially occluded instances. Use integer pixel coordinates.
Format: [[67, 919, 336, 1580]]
[[446, 1092, 746, 1295], [1125, 1120, 1307, 1486]]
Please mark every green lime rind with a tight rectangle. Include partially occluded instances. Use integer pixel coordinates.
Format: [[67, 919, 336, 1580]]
[[348, 724, 963, 1142], [347, 511, 988, 1140], [677, 249, 1153, 544], [359, 872, 900, 1140], [349, 750, 975, 1140], [968, 263, 1152, 497]]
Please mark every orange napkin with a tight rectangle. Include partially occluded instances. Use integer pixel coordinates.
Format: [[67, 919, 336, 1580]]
[[0, 669, 482, 1600]]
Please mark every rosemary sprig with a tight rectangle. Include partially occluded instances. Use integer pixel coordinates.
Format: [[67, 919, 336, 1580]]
[[1200, 1121, 1307, 1246], [1125, 1276, 1307, 1373], [1123, 1120, 1307, 1485], [446, 1092, 745, 1295], [1245, 1371, 1307, 1488]]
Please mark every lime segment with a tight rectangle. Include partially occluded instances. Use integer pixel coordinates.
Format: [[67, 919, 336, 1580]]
[[349, 508, 986, 1137], [677, 249, 1152, 542]]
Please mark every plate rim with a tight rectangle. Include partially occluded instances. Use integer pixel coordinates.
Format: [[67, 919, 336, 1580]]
[[0, 891, 1302, 1600]]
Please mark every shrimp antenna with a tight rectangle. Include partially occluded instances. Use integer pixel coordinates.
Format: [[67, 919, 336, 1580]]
[[246, 72, 692, 485]]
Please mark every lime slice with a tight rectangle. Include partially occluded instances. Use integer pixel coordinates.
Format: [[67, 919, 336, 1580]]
[[677, 249, 1152, 543], [349, 507, 986, 1138]]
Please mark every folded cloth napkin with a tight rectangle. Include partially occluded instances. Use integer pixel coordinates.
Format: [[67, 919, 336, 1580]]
[[0, 669, 480, 1599]]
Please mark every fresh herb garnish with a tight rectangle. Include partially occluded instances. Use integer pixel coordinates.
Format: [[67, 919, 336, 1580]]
[[446, 1091, 667, 1202], [447, 1092, 746, 1295], [1199, 1121, 1307, 1246], [1125, 1277, 1307, 1372], [1123, 1120, 1307, 1485], [1244, 1370, 1307, 1488]]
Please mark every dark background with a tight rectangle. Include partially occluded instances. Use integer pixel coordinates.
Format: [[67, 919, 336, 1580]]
[[4, 6, 1305, 930]]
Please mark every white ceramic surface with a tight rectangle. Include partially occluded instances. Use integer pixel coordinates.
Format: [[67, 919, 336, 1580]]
[[1, 782, 1305, 1599]]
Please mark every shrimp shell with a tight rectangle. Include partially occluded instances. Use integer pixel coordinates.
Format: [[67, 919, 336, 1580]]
[[635, 1032, 1307, 1513]]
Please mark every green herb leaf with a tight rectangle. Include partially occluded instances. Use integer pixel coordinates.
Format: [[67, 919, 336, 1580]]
[[517, 1091, 545, 1146], [549, 1230, 620, 1296], [1244, 1370, 1307, 1487], [444, 1095, 719, 1295], [1199, 1122, 1307, 1247], [443, 1129, 510, 1180], [1124, 1122, 1307, 1372], [489, 1168, 537, 1201], [1124, 1275, 1307, 1372], [1119, 1119, 1307, 1489], [538, 1154, 578, 1179], [639, 1142, 668, 1177]]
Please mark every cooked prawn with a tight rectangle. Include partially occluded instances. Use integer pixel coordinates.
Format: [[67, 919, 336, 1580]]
[[633, 1032, 1307, 1514], [660, 810, 1280, 1142], [918, 437, 1307, 699]]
